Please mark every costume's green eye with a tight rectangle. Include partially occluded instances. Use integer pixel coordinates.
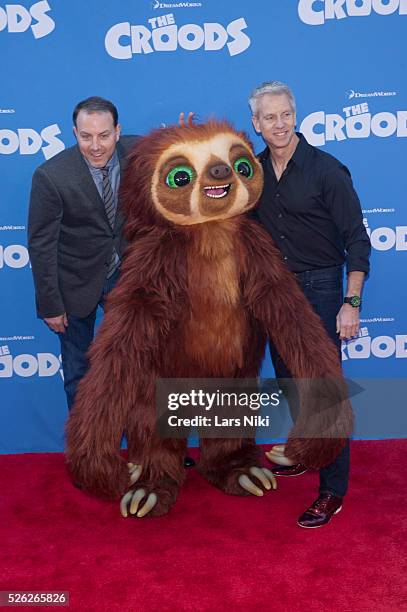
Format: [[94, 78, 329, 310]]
[[165, 165, 195, 188], [234, 157, 253, 179]]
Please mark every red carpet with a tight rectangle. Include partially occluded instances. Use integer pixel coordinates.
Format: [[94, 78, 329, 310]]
[[1, 441, 407, 611]]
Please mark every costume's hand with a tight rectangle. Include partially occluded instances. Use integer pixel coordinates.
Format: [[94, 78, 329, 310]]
[[336, 304, 359, 340], [44, 313, 68, 333], [178, 112, 195, 126]]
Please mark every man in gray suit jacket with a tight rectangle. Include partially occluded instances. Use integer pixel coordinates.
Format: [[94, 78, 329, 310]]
[[28, 96, 139, 410]]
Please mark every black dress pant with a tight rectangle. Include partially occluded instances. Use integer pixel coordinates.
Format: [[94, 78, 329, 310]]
[[269, 265, 350, 498]]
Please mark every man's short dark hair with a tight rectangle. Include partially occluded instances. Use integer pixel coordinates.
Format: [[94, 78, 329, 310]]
[[73, 96, 119, 127]]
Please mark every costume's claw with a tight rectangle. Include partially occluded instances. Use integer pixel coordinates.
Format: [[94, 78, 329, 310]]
[[120, 485, 172, 518], [270, 444, 286, 455], [250, 466, 271, 490], [238, 474, 263, 496], [128, 463, 140, 474], [137, 493, 158, 517], [261, 467, 278, 490], [129, 488, 146, 515], [120, 491, 134, 518], [265, 449, 296, 466], [129, 465, 142, 484]]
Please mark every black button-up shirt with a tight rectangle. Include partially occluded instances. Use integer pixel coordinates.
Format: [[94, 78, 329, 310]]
[[253, 133, 371, 275]]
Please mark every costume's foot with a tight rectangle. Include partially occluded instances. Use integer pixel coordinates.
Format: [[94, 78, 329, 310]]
[[199, 443, 269, 496], [184, 456, 196, 468], [271, 464, 308, 477], [121, 464, 181, 518], [297, 492, 343, 528]]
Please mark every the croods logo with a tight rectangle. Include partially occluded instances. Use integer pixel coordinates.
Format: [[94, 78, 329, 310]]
[[342, 327, 407, 360], [0, 244, 30, 269], [298, 0, 407, 25], [0, 1, 55, 38], [0, 345, 63, 378], [363, 219, 407, 252], [300, 101, 407, 146], [105, 13, 250, 59], [0, 124, 64, 159]]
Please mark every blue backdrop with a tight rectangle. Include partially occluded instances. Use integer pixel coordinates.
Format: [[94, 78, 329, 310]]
[[1, 0, 406, 453]]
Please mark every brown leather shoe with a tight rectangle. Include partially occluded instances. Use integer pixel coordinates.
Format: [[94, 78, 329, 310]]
[[271, 464, 308, 477], [297, 492, 343, 528]]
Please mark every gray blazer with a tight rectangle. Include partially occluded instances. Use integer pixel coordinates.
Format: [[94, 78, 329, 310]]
[[28, 135, 139, 318]]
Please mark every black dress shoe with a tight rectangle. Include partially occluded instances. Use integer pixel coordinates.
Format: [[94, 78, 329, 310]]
[[184, 456, 196, 468], [271, 464, 308, 477], [297, 492, 343, 528]]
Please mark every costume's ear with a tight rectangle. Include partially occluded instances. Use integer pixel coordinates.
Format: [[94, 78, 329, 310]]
[[178, 112, 195, 127]]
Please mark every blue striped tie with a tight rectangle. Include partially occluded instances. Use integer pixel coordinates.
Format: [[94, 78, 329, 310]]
[[101, 167, 119, 278]]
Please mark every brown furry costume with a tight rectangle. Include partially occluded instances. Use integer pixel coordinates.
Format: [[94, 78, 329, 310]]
[[66, 120, 353, 517]]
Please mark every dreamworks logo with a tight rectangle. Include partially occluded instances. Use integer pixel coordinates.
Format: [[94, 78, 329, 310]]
[[0, 125, 64, 159], [0, 244, 30, 269], [0, 1, 55, 39], [342, 328, 407, 360], [347, 90, 397, 100], [152, 0, 202, 8], [0, 345, 63, 378], [363, 219, 407, 252], [298, 0, 407, 25], [300, 101, 407, 145], [105, 12, 250, 59]]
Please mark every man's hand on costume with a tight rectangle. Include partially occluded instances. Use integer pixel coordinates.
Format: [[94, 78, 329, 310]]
[[336, 304, 359, 340], [44, 313, 68, 333], [178, 112, 195, 126]]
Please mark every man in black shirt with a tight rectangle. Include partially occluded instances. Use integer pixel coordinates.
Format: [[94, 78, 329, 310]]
[[249, 81, 370, 528]]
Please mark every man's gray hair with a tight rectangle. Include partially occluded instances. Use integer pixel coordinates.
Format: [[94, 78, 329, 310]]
[[248, 81, 296, 116]]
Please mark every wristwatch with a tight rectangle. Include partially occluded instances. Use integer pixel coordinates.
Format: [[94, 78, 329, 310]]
[[344, 295, 362, 308]]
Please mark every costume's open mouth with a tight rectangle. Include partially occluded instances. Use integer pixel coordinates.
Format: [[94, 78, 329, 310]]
[[203, 184, 231, 199]]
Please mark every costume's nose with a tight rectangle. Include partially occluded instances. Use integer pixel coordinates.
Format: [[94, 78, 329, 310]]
[[209, 163, 232, 180]]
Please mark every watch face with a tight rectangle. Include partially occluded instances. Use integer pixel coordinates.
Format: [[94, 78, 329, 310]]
[[350, 296, 361, 307]]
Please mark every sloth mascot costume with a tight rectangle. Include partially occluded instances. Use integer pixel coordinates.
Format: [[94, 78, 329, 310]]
[[66, 119, 352, 518]]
